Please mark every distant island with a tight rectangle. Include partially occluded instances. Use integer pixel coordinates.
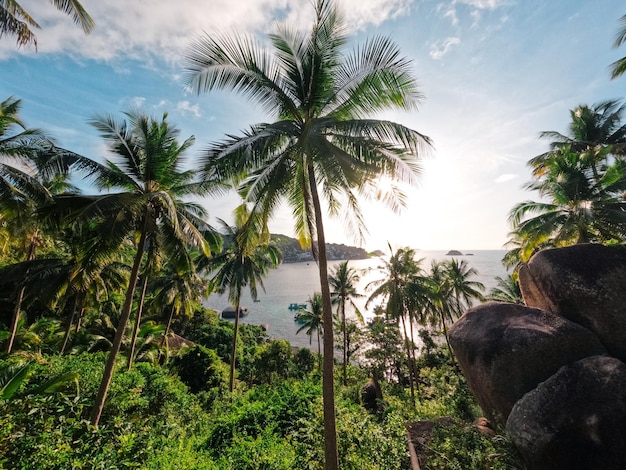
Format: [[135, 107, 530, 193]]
[[271, 234, 369, 263], [445, 250, 474, 256]]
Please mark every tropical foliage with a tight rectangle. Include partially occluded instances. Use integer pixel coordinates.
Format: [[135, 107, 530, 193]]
[[611, 14, 626, 79], [0, 0, 94, 48], [506, 100, 626, 265]]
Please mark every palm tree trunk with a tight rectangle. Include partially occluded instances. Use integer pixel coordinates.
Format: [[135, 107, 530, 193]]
[[5, 286, 25, 354], [160, 303, 176, 363], [400, 313, 416, 408], [229, 299, 242, 392], [308, 166, 339, 470], [6, 238, 37, 354], [342, 304, 347, 386], [127, 274, 149, 371], [60, 294, 80, 355], [90, 225, 148, 427]]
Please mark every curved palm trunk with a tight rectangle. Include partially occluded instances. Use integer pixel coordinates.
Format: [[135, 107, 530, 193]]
[[127, 274, 149, 371], [308, 166, 339, 470], [90, 227, 148, 427], [440, 311, 455, 361], [6, 286, 26, 354], [229, 299, 242, 392], [160, 303, 177, 363], [60, 294, 81, 355], [6, 237, 37, 354]]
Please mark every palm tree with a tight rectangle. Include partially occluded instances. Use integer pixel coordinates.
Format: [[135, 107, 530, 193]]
[[611, 14, 626, 79], [1, 0, 94, 49], [184, 2, 431, 464], [149, 260, 206, 361], [328, 261, 363, 386], [423, 259, 483, 359], [531, 100, 626, 179], [295, 292, 324, 368], [487, 274, 522, 304], [442, 258, 484, 315], [200, 204, 281, 392], [366, 246, 424, 405], [509, 146, 626, 254], [49, 110, 218, 426]]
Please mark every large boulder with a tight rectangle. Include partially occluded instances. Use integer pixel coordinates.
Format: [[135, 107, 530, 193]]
[[449, 302, 606, 424], [519, 243, 626, 362], [506, 355, 626, 470]]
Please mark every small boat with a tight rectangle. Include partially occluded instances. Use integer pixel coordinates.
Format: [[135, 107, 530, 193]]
[[288, 303, 307, 310], [221, 306, 249, 319]]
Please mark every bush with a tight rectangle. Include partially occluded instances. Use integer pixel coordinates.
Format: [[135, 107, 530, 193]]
[[171, 345, 228, 394]]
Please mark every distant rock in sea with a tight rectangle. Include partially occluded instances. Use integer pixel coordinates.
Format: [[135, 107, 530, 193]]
[[446, 250, 463, 256]]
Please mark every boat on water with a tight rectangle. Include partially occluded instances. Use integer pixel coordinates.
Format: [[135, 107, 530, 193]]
[[288, 303, 307, 310], [221, 306, 249, 319]]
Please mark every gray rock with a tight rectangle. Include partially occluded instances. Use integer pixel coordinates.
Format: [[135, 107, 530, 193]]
[[507, 355, 626, 470], [519, 243, 626, 362], [449, 302, 606, 424]]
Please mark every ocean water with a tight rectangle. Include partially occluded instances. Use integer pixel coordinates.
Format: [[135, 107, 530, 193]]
[[204, 250, 508, 349]]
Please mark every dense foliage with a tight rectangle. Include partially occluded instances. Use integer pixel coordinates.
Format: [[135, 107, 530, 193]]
[[0, 316, 522, 469]]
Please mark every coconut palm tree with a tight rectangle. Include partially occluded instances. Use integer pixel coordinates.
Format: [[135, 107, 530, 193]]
[[328, 261, 363, 385], [487, 274, 522, 304], [442, 258, 484, 315], [295, 292, 324, 369], [611, 14, 626, 79], [1, 0, 94, 49], [366, 246, 424, 405], [531, 100, 626, 180], [48, 110, 218, 426], [200, 204, 281, 392], [148, 260, 206, 362], [184, 1, 431, 464], [510, 146, 626, 254]]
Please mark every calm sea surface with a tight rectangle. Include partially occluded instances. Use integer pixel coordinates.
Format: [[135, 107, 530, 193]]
[[204, 250, 508, 349]]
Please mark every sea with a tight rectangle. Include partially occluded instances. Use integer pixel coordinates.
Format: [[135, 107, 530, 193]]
[[204, 250, 509, 349]]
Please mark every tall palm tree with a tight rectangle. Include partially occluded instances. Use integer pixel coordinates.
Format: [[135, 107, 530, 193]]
[[611, 14, 626, 79], [1, 0, 94, 49], [328, 261, 363, 386], [200, 204, 281, 392], [296, 292, 324, 369], [184, 2, 431, 464], [509, 146, 626, 254], [49, 110, 218, 426], [366, 246, 424, 405]]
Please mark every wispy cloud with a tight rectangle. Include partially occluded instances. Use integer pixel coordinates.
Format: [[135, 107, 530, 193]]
[[176, 100, 201, 118], [494, 174, 518, 183], [429, 37, 461, 59]]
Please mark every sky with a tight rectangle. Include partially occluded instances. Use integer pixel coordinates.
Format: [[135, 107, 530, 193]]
[[1, 0, 624, 251]]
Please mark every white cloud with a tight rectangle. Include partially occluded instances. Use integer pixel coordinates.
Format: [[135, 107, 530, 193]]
[[0, 0, 417, 61], [429, 37, 461, 59], [494, 174, 518, 183], [176, 100, 202, 118]]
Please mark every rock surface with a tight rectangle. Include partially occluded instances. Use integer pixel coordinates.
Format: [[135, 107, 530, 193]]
[[507, 355, 626, 470], [449, 302, 606, 424], [519, 243, 626, 362]]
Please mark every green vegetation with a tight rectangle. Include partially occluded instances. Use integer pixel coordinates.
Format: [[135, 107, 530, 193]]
[[1, 2, 626, 469], [0, 309, 522, 469]]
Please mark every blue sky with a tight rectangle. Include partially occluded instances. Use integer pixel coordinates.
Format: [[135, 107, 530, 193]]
[[1, 0, 624, 251]]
